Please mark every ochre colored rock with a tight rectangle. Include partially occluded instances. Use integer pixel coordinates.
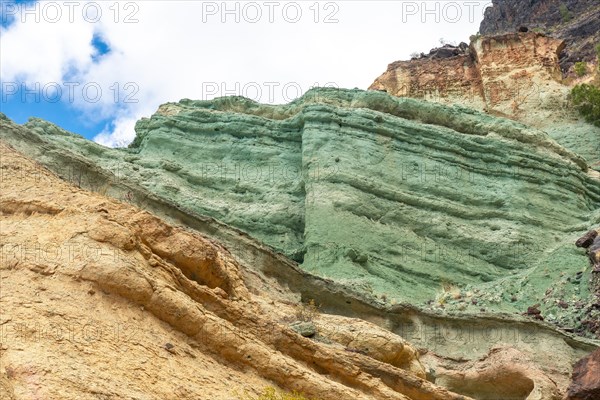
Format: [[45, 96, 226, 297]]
[[369, 32, 568, 128], [425, 347, 563, 400], [316, 314, 426, 379], [479, 0, 600, 72]]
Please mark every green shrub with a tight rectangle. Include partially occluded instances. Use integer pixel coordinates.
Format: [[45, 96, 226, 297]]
[[559, 4, 572, 22], [238, 387, 319, 400], [571, 84, 600, 126], [575, 62, 588, 77], [469, 33, 481, 43]]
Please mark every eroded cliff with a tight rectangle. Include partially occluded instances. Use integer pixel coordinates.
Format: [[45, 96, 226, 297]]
[[4, 137, 597, 399], [479, 0, 600, 72], [1, 88, 599, 341], [369, 32, 600, 169], [5, 122, 600, 400]]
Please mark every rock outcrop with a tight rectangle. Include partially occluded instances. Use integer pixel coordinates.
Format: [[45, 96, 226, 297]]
[[2, 88, 600, 398], [369, 1, 600, 169], [2, 136, 592, 399], [369, 32, 600, 169], [566, 348, 600, 400], [0, 141, 464, 399], [1, 89, 600, 342], [370, 32, 566, 124], [479, 0, 600, 72]]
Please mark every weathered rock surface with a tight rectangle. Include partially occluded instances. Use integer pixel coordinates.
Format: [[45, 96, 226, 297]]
[[424, 346, 563, 400], [0, 137, 595, 400], [479, 0, 600, 73], [1, 88, 600, 340], [566, 347, 600, 400], [2, 92, 600, 398], [0, 141, 470, 400], [369, 31, 600, 169]]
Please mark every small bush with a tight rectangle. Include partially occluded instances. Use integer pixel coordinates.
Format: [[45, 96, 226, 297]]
[[469, 33, 481, 43], [295, 299, 320, 322], [238, 386, 319, 400], [571, 84, 600, 127], [575, 62, 588, 77], [559, 4, 572, 22]]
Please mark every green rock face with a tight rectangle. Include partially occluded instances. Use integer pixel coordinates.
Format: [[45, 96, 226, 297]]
[[2, 88, 600, 334]]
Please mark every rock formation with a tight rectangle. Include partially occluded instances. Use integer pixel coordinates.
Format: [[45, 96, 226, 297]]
[[479, 0, 600, 72], [2, 87, 600, 398], [0, 141, 462, 399], [2, 88, 600, 344], [369, 1, 600, 171], [371, 32, 572, 121], [566, 347, 600, 400], [2, 131, 593, 399]]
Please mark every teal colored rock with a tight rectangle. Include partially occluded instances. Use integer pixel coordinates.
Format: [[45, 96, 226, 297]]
[[289, 321, 317, 338], [2, 88, 600, 335]]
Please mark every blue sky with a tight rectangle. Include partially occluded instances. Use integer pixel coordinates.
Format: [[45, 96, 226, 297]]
[[0, 0, 489, 146], [1, 0, 116, 138]]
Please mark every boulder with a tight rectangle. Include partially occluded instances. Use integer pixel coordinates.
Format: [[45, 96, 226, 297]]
[[566, 348, 600, 400]]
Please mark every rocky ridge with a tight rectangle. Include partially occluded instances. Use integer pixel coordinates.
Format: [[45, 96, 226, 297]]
[[369, 31, 600, 170], [369, 1, 600, 169]]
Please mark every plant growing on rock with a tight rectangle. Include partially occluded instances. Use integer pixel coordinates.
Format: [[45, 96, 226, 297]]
[[574, 62, 588, 77], [570, 84, 600, 126], [294, 299, 320, 322], [559, 4, 572, 22], [469, 33, 481, 43]]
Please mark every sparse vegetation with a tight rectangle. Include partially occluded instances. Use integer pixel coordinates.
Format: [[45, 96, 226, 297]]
[[574, 62, 588, 77], [570, 84, 600, 126], [469, 33, 481, 43], [596, 43, 600, 74], [237, 386, 319, 400], [438, 37, 456, 46], [559, 4, 572, 22], [435, 281, 461, 306], [294, 299, 320, 322]]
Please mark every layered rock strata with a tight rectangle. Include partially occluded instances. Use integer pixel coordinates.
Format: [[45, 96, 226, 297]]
[[1, 89, 600, 340]]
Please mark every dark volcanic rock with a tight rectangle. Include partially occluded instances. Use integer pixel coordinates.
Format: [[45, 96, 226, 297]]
[[566, 348, 600, 400], [479, 0, 600, 72], [415, 43, 470, 60]]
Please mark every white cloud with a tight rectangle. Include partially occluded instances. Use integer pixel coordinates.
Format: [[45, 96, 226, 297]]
[[0, 1, 490, 147], [93, 113, 139, 148]]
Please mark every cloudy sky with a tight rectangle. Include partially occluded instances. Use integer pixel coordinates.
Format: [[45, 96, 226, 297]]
[[0, 0, 491, 146]]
